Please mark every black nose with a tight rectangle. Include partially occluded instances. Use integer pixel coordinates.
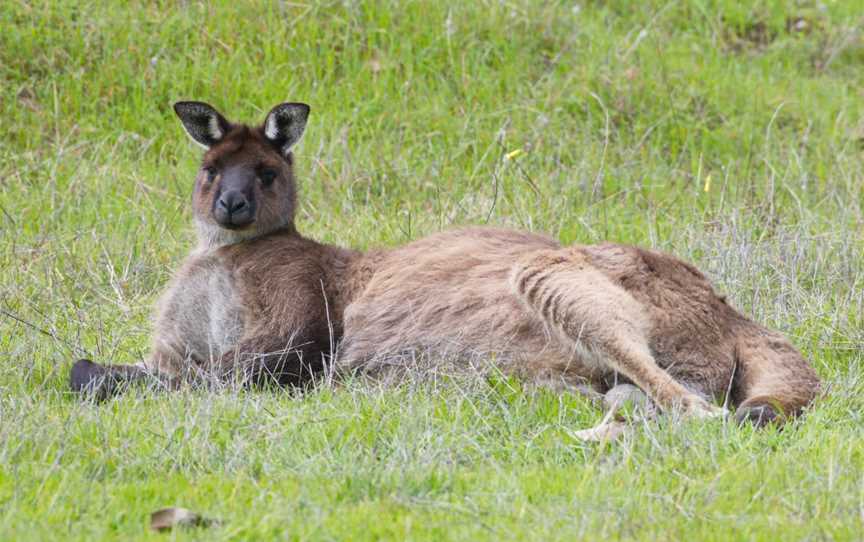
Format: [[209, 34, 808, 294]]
[[217, 191, 248, 214]]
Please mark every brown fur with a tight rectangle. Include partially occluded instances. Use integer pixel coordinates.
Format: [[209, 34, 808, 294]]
[[192, 126, 298, 248], [147, 227, 358, 385], [72, 102, 820, 428]]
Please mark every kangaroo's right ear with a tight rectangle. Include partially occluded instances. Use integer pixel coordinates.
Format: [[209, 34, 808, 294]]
[[173, 101, 232, 149]]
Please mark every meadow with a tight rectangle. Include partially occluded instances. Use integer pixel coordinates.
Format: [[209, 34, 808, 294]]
[[1, 0, 863, 539]]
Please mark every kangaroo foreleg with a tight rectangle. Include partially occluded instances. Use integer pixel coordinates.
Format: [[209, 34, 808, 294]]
[[69, 358, 179, 400], [69, 342, 188, 400]]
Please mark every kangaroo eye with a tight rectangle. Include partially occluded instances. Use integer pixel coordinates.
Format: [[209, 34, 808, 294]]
[[203, 166, 218, 182], [259, 169, 277, 186]]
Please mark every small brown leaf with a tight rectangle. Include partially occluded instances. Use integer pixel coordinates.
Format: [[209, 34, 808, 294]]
[[150, 507, 219, 532]]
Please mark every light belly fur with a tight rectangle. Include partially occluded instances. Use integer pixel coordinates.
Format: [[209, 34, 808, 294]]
[[151, 253, 245, 365]]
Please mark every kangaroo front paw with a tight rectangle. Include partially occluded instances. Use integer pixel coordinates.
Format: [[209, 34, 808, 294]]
[[69, 359, 141, 401], [70, 359, 108, 394]]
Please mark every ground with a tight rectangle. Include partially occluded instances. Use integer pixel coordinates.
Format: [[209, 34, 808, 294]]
[[1, 1, 863, 540]]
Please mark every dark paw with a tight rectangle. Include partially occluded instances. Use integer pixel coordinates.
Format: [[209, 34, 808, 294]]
[[734, 404, 780, 428], [70, 359, 105, 391], [70, 359, 123, 401]]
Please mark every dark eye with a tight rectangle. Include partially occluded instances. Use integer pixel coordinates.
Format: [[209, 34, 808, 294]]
[[203, 166, 217, 182], [259, 169, 277, 186]]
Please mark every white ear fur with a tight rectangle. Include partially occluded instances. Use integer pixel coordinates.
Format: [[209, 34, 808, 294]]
[[263, 102, 310, 156], [207, 115, 224, 142], [264, 114, 280, 140]]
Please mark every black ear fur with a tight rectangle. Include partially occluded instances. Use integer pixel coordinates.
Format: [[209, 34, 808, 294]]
[[263, 102, 310, 157], [173, 101, 232, 149]]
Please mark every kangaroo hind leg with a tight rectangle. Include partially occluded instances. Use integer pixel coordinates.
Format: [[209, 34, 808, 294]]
[[511, 248, 726, 419]]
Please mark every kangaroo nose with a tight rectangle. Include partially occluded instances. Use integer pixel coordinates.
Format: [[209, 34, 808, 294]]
[[218, 191, 248, 214]]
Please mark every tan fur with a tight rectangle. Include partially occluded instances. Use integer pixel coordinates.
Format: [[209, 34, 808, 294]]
[[339, 228, 820, 421]]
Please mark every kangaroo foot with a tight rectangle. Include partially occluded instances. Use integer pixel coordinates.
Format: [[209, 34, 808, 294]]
[[70, 359, 147, 401]]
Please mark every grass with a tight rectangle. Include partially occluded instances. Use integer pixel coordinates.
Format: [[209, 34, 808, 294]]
[[1, 0, 863, 539]]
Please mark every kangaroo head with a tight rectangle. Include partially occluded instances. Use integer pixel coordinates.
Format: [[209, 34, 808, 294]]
[[173, 101, 310, 248]]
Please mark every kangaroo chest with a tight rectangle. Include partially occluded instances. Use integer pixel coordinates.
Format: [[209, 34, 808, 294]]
[[155, 253, 246, 362]]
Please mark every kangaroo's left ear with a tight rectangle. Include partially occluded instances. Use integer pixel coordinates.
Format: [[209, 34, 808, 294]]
[[263, 102, 310, 157]]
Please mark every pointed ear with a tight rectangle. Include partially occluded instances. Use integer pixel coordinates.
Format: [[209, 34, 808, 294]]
[[263, 102, 310, 157], [173, 101, 232, 149]]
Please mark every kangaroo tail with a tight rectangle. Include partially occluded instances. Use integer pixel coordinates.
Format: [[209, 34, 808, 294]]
[[732, 325, 820, 426]]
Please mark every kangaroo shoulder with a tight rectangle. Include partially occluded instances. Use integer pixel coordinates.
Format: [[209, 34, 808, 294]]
[[218, 234, 354, 335]]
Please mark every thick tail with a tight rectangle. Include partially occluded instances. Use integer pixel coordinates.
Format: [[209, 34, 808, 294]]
[[732, 325, 820, 426]]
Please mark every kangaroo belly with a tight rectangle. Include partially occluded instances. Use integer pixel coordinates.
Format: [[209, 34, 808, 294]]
[[151, 253, 245, 365], [339, 227, 608, 382]]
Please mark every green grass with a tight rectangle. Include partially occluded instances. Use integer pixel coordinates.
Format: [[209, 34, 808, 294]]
[[2, 0, 864, 539]]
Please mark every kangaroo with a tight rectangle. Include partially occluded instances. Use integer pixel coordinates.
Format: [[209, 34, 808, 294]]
[[71, 101, 820, 433], [71, 101, 367, 397]]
